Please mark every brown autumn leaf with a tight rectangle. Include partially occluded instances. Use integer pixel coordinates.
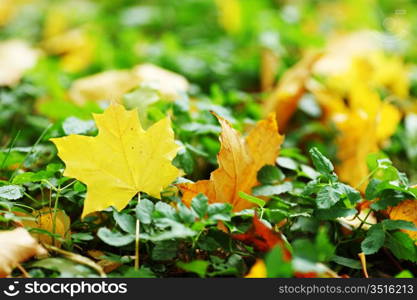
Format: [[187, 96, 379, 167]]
[[0, 228, 47, 278], [178, 113, 283, 212], [388, 199, 417, 243], [262, 51, 321, 131]]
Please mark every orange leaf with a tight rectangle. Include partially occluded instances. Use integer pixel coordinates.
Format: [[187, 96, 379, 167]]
[[233, 216, 291, 259], [178, 113, 283, 212], [388, 199, 417, 243]]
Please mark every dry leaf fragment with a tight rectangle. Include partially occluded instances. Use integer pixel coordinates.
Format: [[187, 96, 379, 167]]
[[51, 103, 181, 218], [132, 63, 189, 100], [0, 228, 47, 278], [179, 113, 283, 212], [69, 70, 139, 105], [0, 40, 40, 86]]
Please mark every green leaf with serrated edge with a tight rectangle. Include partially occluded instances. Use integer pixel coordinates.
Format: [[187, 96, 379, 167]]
[[385, 231, 417, 262], [113, 209, 136, 234], [252, 182, 292, 197], [239, 191, 265, 207], [382, 220, 417, 231], [361, 224, 385, 255], [309, 147, 334, 175], [191, 193, 209, 219], [331, 255, 362, 269], [0, 185, 23, 200], [154, 202, 176, 220], [97, 228, 135, 247], [207, 203, 232, 221], [371, 190, 410, 211], [257, 165, 285, 185], [178, 202, 196, 224], [136, 199, 154, 224], [316, 186, 340, 209], [177, 260, 209, 278]]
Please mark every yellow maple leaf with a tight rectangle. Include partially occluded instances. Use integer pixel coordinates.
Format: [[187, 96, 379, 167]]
[[178, 113, 283, 212], [51, 103, 181, 218]]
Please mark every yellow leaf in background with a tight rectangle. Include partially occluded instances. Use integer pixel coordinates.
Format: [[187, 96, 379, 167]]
[[0, 40, 40, 86], [215, 0, 242, 35], [51, 103, 181, 218], [388, 200, 417, 243], [69, 70, 139, 105], [369, 53, 410, 99], [69, 64, 189, 105], [313, 30, 380, 78], [41, 3, 96, 73], [42, 29, 95, 73], [0, 0, 30, 27], [22, 208, 71, 247], [260, 48, 279, 92], [314, 68, 401, 190], [313, 31, 410, 99], [334, 110, 379, 190], [263, 52, 321, 131], [178, 113, 283, 212], [132, 63, 190, 100], [245, 259, 266, 278], [0, 228, 47, 278]]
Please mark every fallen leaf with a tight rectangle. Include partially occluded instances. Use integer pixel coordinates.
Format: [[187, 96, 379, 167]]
[[260, 48, 279, 92], [69, 70, 139, 105], [0, 40, 40, 86], [178, 113, 283, 212], [132, 63, 189, 100], [263, 51, 321, 131], [0, 228, 47, 278], [214, 0, 242, 35], [388, 199, 417, 243], [245, 259, 266, 278], [87, 250, 121, 273], [22, 208, 71, 247], [233, 216, 291, 258], [51, 103, 181, 218]]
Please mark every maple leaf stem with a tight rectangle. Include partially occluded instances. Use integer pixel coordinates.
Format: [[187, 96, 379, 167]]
[[135, 193, 141, 270]]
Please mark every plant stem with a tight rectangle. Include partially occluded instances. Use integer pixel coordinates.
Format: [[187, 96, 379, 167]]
[[51, 184, 61, 246], [135, 193, 141, 270]]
